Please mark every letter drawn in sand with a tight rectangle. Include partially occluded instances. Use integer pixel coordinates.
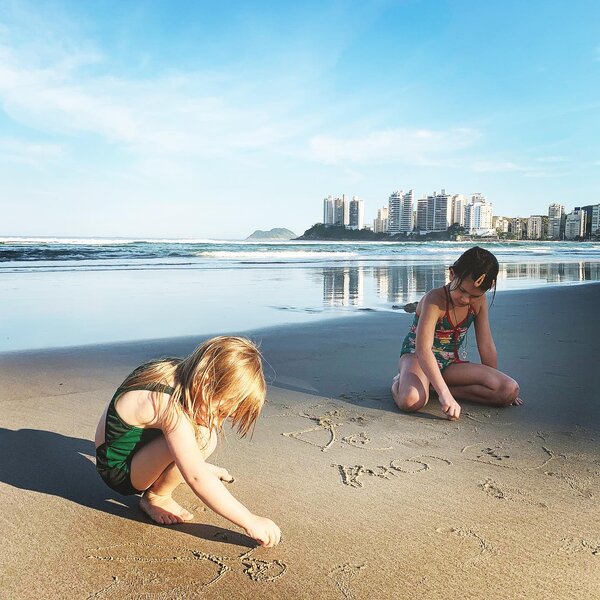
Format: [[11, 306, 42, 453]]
[[341, 432, 393, 451], [282, 411, 341, 452], [328, 563, 366, 600], [333, 455, 452, 487], [85, 544, 287, 598], [461, 441, 555, 471]]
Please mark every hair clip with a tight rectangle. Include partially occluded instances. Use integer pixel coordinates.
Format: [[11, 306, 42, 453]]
[[474, 273, 485, 287]]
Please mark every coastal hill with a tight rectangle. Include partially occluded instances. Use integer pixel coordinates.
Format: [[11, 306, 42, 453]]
[[246, 227, 296, 241], [296, 223, 465, 241]]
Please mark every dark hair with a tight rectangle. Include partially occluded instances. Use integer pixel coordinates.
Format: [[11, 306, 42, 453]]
[[450, 246, 499, 299]]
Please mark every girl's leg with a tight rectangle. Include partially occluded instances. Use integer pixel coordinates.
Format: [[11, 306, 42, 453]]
[[442, 363, 521, 407], [392, 354, 430, 412], [129, 435, 193, 525]]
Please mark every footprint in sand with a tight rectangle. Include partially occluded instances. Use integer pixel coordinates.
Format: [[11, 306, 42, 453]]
[[559, 537, 600, 557], [435, 527, 495, 565], [479, 478, 548, 508], [328, 563, 366, 600], [85, 544, 287, 599], [543, 470, 595, 499]]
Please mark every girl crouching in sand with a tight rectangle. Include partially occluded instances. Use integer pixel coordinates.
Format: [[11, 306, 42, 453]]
[[392, 246, 522, 421], [95, 336, 281, 547]]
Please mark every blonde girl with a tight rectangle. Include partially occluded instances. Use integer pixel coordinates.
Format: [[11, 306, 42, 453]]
[[95, 336, 281, 547]]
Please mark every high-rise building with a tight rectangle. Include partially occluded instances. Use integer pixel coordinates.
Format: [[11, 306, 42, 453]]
[[388, 191, 402, 234], [592, 204, 600, 236], [565, 210, 586, 239], [323, 195, 335, 225], [465, 194, 493, 234], [548, 203, 565, 239], [527, 216, 544, 239], [332, 194, 349, 227], [574, 205, 595, 238], [416, 196, 428, 231], [373, 207, 389, 233], [400, 190, 414, 233], [548, 203, 565, 219], [349, 196, 364, 230], [451, 194, 466, 226], [425, 189, 453, 232]]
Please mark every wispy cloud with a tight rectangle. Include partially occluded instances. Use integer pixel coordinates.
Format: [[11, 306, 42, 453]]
[[471, 161, 524, 173], [0, 36, 320, 172], [308, 127, 479, 166], [0, 137, 63, 166]]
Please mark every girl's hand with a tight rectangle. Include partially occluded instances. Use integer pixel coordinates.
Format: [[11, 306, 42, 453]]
[[439, 394, 461, 420], [207, 464, 235, 483], [512, 397, 524, 406], [245, 515, 281, 548]]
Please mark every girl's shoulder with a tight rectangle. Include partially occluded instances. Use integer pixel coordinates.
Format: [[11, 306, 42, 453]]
[[417, 287, 447, 316]]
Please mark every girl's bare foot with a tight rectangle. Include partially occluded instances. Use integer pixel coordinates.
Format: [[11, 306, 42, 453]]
[[139, 491, 194, 525]]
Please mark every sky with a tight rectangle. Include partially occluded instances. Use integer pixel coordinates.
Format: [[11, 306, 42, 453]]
[[0, 0, 599, 239]]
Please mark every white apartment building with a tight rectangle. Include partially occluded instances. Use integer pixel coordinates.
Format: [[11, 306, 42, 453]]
[[349, 196, 364, 230], [323, 195, 335, 225], [510, 218, 525, 239], [492, 216, 510, 233], [425, 189, 453, 232], [416, 196, 428, 231], [592, 204, 600, 236], [451, 194, 466, 226], [527, 216, 544, 240], [547, 203, 565, 239], [565, 209, 586, 239], [548, 203, 565, 220], [387, 191, 402, 234], [387, 190, 414, 234], [373, 207, 389, 233], [465, 194, 493, 235], [332, 194, 349, 226]]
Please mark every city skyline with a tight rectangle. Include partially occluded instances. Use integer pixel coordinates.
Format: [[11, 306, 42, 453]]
[[321, 191, 599, 240], [1, 2, 599, 239]]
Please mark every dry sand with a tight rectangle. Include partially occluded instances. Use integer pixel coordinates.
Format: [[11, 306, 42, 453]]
[[1, 283, 599, 599]]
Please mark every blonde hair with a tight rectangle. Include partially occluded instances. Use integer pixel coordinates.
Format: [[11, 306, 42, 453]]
[[119, 336, 266, 438]]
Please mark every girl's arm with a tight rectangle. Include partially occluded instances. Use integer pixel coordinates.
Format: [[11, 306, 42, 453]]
[[163, 413, 280, 547], [474, 296, 498, 369], [415, 295, 461, 420]]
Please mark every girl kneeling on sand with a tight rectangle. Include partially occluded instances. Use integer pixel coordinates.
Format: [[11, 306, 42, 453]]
[[392, 246, 522, 421], [95, 336, 281, 547]]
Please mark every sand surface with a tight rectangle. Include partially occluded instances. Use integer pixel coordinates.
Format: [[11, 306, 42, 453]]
[[1, 283, 599, 599]]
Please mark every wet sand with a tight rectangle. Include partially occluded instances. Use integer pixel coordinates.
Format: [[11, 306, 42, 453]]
[[1, 283, 599, 599]]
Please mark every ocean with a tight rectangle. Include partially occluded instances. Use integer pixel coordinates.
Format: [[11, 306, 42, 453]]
[[2, 237, 599, 352]]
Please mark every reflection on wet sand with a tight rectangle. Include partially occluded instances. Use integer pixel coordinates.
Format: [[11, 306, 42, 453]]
[[319, 262, 600, 307]]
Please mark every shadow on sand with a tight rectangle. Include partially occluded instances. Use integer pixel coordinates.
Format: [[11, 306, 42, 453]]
[[0, 427, 255, 548]]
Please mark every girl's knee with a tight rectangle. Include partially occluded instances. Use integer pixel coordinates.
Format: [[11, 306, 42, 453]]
[[394, 388, 427, 412], [498, 378, 520, 406]]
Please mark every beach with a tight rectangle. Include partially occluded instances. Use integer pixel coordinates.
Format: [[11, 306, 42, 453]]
[[1, 282, 599, 599]]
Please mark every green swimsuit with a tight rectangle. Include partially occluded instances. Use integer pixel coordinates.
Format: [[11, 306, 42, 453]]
[[96, 382, 174, 496]]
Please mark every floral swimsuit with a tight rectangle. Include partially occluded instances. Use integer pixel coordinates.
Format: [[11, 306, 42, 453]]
[[400, 285, 476, 371]]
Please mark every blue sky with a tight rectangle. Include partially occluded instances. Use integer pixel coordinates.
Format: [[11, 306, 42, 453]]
[[0, 0, 598, 238]]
